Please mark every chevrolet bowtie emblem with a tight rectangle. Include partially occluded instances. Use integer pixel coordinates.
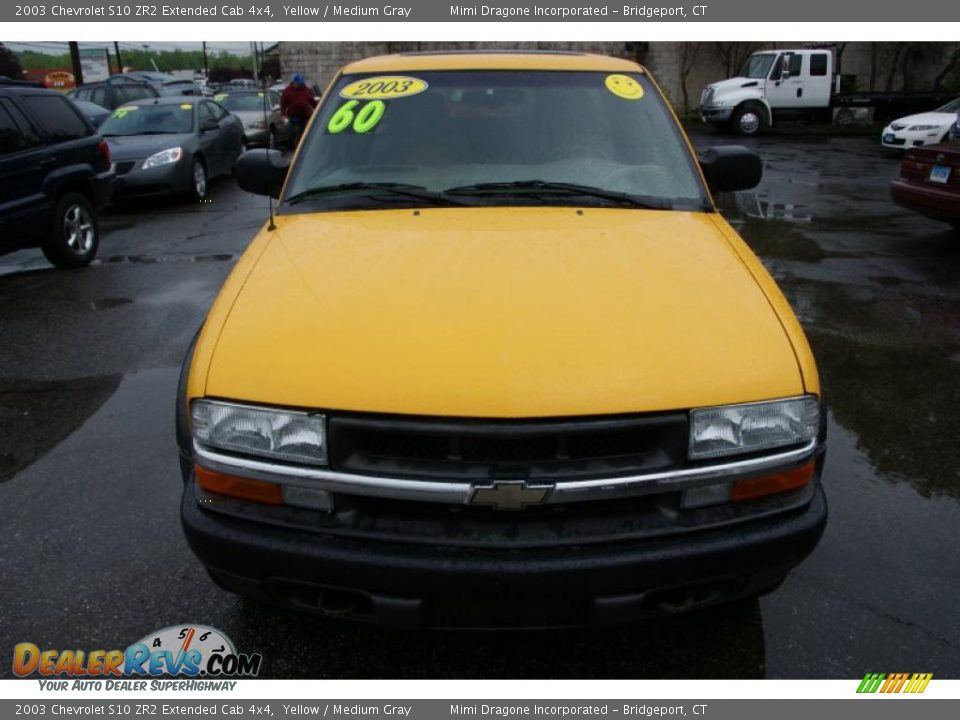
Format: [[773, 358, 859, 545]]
[[469, 480, 553, 511]]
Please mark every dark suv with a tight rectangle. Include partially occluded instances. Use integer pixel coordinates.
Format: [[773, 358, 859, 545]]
[[0, 81, 114, 268], [67, 80, 159, 111]]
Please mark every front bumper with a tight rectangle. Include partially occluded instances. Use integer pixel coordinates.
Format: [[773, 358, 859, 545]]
[[699, 106, 734, 124], [181, 471, 827, 628], [113, 160, 191, 197], [882, 127, 946, 149]]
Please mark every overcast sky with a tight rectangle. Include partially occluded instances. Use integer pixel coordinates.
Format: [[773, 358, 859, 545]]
[[4, 41, 269, 55]]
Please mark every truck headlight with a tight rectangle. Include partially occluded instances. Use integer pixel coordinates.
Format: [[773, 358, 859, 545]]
[[141, 147, 183, 169], [191, 400, 327, 466], [689, 396, 819, 460]]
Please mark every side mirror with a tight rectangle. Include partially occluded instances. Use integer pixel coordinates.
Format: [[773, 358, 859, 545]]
[[235, 148, 289, 199], [698, 145, 763, 193], [780, 54, 793, 80]]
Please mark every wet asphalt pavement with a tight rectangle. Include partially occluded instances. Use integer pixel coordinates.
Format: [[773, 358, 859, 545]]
[[1, 134, 959, 679]]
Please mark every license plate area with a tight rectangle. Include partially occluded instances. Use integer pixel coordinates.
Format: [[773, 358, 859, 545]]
[[929, 165, 951, 184]]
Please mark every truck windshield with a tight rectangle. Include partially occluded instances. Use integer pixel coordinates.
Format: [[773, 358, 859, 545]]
[[740, 54, 777, 79], [283, 70, 710, 212]]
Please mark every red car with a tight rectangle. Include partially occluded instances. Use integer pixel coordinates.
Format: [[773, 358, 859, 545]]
[[890, 142, 960, 233]]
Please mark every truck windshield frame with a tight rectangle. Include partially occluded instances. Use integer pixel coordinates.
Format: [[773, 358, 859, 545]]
[[740, 53, 777, 80], [281, 69, 711, 214]]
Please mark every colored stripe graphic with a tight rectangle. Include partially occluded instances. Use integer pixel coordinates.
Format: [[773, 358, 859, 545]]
[[857, 672, 932, 694]]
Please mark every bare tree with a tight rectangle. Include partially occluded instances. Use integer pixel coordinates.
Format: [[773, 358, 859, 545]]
[[678, 42, 705, 117], [934, 45, 960, 90], [711, 42, 764, 77]]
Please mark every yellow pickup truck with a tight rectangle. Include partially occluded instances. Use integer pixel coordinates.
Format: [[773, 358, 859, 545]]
[[176, 51, 826, 628]]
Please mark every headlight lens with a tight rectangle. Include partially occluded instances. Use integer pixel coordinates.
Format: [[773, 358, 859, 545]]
[[908, 124, 938, 131], [245, 120, 266, 129], [141, 147, 183, 169], [191, 400, 327, 466], [689, 396, 819, 460]]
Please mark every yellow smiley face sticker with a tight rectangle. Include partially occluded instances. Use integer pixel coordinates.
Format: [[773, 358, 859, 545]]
[[605, 74, 644, 100]]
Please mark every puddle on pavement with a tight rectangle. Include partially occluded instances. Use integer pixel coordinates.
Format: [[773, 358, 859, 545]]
[[728, 216, 830, 262], [808, 327, 960, 499], [774, 276, 960, 500], [0, 374, 122, 482]]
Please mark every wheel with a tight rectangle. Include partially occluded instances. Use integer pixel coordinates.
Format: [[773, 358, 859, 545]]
[[732, 105, 764, 136], [188, 157, 207, 201], [42, 192, 99, 269], [834, 108, 855, 125]]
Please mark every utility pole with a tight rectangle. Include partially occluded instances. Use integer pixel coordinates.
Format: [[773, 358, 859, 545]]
[[68, 42, 84, 86], [114, 41, 123, 73], [251, 41, 259, 82], [202, 41, 209, 78]]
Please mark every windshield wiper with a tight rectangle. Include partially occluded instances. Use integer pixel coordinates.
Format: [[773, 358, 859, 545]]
[[284, 182, 469, 207], [443, 180, 674, 210]]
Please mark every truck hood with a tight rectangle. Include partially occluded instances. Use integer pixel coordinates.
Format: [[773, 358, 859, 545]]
[[203, 207, 804, 417], [704, 77, 762, 99]]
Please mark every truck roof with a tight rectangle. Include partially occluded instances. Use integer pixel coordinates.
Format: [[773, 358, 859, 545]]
[[342, 51, 645, 75]]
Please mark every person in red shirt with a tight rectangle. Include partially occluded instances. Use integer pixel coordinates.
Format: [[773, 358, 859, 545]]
[[280, 74, 318, 145]]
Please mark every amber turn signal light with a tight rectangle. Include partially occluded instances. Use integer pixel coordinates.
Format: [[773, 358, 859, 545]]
[[730, 461, 816, 502], [196, 465, 283, 505]]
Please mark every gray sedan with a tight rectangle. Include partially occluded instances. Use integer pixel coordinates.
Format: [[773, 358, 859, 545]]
[[99, 96, 245, 202], [213, 89, 293, 148]]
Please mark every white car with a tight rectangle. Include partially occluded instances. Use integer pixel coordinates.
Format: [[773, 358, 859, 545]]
[[882, 97, 960, 149]]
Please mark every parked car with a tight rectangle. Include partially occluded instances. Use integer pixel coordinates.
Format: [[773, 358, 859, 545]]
[[159, 79, 204, 97], [68, 80, 159, 111], [99, 96, 244, 201], [213, 89, 292, 148], [177, 52, 827, 628], [881, 97, 960, 150], [950, 113, 960, 142], [890, 142, 960, 233], [0, 81, 113, 268], [69, 98, 111, 128], [109, 71, 174, 88]]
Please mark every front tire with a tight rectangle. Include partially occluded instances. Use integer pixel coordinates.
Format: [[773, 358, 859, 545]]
[[188, 158, 207, 202], [42, 192, 99, 269], [732, 105, 764, 136]]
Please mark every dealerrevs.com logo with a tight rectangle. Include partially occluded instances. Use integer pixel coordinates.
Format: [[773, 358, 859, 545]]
[[13, 625, 262, 688], [857, 673, 933, 694]]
